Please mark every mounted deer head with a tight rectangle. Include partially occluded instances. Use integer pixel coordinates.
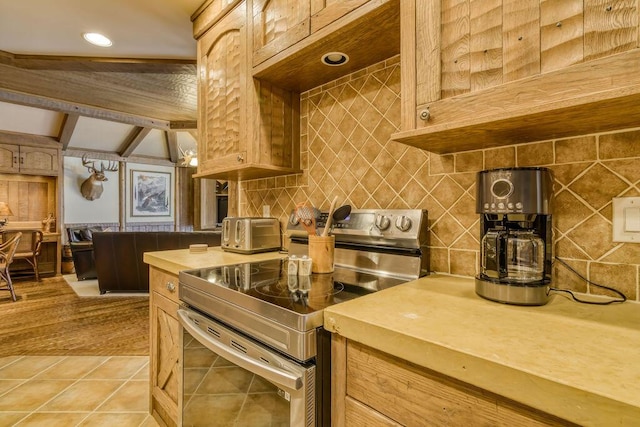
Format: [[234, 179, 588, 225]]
[[80, 154, 119, 201]]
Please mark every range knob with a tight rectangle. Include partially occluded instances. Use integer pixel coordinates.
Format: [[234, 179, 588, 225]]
[[395, 215, 412, 232], [374, 214, 391, 231]]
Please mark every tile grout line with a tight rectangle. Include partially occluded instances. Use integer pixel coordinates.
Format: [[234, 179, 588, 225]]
[[0, 355, 152, 426]]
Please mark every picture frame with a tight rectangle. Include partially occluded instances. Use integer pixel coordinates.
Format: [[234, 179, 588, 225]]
[[130, 170, 171, 217]]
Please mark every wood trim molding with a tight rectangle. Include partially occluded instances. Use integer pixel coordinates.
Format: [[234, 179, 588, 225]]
[[0, 129, 61, 149], [64, 149, 176, 167]]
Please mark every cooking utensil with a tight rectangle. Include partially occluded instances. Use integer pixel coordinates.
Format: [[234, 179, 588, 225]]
[[333, 204, 351, 222], [295, 202, 317, 235], [322, 196, 339, 236]]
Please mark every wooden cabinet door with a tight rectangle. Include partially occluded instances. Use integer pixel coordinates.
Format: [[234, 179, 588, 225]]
[[150, 269, 180, 427], [310, 0, 370, 33], [18, 146, 59, 176], [252, 0, 310, 65], [0, 143, 20, 173], [198, 1, 249, 176], [336, 339, 569, 427]]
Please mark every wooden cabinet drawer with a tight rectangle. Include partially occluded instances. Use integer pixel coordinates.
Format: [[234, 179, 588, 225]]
[[150, 267, 180, 304]]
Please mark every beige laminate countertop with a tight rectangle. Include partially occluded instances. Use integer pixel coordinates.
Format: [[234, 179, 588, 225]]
[[143, 246, 286, 275], [324, 274, 640, 426]]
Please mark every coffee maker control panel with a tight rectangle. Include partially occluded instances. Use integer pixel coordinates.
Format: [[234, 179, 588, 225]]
[[476, 168, 553, 215]]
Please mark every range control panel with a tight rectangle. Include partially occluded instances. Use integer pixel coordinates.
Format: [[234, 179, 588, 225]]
[[287, 209, 428, 248]]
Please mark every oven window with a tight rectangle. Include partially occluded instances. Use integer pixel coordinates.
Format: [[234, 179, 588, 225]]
[[183, 330, 290, 426]]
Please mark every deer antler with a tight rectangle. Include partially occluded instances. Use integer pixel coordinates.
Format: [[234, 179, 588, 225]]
[[81, 154, 96, 172], [101, 161, 119, 172], [82, 154, 118, 173]]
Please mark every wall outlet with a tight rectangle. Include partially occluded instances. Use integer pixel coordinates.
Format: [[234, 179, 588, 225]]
[[263, 205, 271, 217]]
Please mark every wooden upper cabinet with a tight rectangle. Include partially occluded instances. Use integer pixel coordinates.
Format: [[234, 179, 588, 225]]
[[394, 0, 640, 153], [197, 2, 247, 176], [18, 146, 59, 176], [195, 0, 301, 180], [0, 143, 59, 176], [309, 0, 370, 33], [252, 0, 311, 66], [0, 144, 20, 174]]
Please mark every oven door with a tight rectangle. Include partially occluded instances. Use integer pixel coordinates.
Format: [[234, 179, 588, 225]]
[[178, 309, 315, 427]]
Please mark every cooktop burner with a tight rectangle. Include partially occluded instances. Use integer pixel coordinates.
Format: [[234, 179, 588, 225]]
[[180, 258, 405, 318]]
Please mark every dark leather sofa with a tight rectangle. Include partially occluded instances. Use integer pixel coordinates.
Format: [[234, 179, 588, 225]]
[[92, 231, 221, 294], [67, 226, 108, 280]]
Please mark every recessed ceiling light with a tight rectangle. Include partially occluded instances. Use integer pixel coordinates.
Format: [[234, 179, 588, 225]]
[[321, 52, 349, 66], [82, 32, 112, 47]]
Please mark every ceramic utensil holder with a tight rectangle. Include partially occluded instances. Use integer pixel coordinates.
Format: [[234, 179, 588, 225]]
[[308, 235, 335, 273]]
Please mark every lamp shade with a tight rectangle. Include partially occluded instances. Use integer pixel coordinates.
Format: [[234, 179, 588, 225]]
[[0, 202, 13, 216]]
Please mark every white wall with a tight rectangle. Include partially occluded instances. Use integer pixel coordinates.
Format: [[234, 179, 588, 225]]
[[63, 157, 119, 224]]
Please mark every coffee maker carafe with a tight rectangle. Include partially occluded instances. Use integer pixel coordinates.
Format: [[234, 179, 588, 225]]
[[476, 168, 553, 305]]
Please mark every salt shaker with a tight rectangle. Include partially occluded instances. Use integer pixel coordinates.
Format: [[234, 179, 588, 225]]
[[287, 255, 299, 275], [298, 255, 313, 276]]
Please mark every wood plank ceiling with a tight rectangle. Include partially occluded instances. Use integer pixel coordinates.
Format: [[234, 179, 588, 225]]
[[0, 50, 198, 164]]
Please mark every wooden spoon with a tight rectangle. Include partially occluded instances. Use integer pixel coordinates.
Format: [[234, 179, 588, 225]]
[[322, 196, 339, 237]]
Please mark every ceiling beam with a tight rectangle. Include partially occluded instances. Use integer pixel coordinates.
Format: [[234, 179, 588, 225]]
[[0, 60, 197, 123], [0, 88, 171, 130], [58, 113, 80, 150], [119, 127, 152, 158], [0, 51, 196, 74], [165, 131, 179, 164]]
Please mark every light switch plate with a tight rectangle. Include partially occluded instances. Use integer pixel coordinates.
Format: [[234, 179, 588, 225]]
[[612, 197, 640, 242]]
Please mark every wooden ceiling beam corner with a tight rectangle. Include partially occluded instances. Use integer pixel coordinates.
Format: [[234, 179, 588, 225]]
[[187, 130, 199, 141], [165, 131, 179, 164], [169, 120, 197, 130], [119, 126, 152, 158], [58, 113, 80, 150]]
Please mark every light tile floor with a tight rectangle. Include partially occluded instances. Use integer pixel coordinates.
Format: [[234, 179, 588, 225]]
[[0, 356, 160, 427]]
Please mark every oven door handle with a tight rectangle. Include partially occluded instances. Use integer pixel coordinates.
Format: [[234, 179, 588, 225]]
[[178, 309, 303, 391]]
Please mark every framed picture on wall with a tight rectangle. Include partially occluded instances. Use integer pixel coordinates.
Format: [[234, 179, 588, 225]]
[[131, 170, 171, 217]]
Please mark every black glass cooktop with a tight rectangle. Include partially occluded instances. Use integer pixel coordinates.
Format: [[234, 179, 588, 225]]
[[180, 258, 406, 316]]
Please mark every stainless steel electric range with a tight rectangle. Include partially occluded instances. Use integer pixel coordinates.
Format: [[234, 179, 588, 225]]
[[178, 209, 429, 427]]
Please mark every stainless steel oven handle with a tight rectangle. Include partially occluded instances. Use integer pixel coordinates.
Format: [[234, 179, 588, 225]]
[[178, 309, 303, 391]]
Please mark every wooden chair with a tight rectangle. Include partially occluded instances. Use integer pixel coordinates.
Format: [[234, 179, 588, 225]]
[[2, 230, 43, 281], [0, 232, 22, 301]]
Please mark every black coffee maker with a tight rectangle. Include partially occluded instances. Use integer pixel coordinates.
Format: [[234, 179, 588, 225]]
[[475, 167, 554, 305]]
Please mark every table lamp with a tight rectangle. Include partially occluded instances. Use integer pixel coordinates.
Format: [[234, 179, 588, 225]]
[[0, 202, 13, 227]]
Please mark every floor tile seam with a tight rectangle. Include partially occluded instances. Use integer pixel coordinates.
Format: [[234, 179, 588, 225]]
[[127, 357, 150, 381], [0, 378, 29, 399], [26, 355, 126, 415], [0, 356, 25, 371], [0, 355, 66, 381], [92, 375, 141, 412]]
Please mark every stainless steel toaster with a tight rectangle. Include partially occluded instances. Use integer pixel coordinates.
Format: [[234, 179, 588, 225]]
[[221, 217, 281, 254]]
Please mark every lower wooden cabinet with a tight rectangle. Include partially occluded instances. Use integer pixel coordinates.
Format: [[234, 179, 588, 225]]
[[331, 335, 574, 427], [149, 267, 180, 427]]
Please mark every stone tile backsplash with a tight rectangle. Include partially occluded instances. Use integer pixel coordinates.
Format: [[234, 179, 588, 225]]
[[239, 55, 640, 302]]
